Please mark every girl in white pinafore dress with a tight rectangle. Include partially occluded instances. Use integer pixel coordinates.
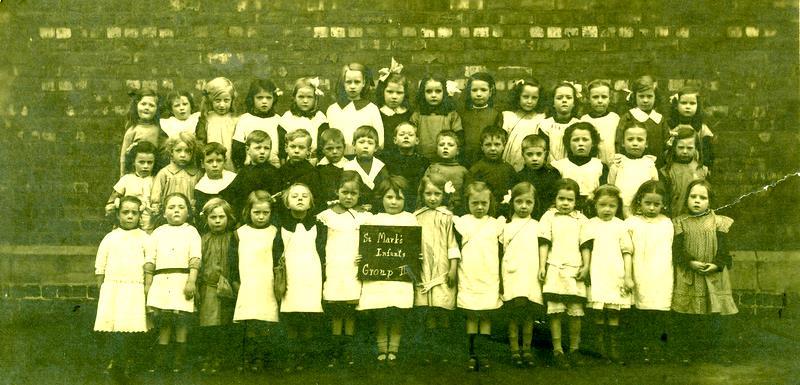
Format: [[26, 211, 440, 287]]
[[625, 180, 673, 362], [455, 181, 504, 371], [94, 196, 149, 375], [233, 191, 279, 372], [275, 183, 327, 372], [357, 176, 417, 364], [317, 171, 371, 366], [499, 182, 543, 367], [584, 185, 633, 364]]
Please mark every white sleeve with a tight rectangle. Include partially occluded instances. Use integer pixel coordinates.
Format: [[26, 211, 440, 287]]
[[95, 234, 111, 275]]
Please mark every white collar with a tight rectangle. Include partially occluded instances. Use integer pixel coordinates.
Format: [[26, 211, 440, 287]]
[[195, 170, 236, 194], [630, 108, 662, 124], [317, 157, 347, 168], [343, 158, 385, 189], [379, 105, 408, 116]]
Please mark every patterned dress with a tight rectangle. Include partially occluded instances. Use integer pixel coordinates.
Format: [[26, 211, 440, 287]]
[[414, 207, 460, 309]]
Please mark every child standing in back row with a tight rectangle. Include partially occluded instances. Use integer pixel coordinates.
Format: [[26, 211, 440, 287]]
[[326, 63, 384, 155], [196, 77, 238, 172], [616, 75, 669, 165], [232, 79, 283, 170], [460, 72, 502, 166], [119, 88, 163, 176], [282, 77, 329, 165], [376, 59, 414, 153], [538, 82, 581, 162], [411, 75, 463, 161], [502, 78, 547, 171], [581, 80, 620, 166]]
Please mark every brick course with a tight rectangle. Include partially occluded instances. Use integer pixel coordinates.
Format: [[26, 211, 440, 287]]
[[0, 0, 797, 248]]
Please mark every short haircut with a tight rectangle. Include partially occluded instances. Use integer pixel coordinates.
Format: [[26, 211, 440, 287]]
[[374, 175, 408, 212], [352, 125, 379, 144], [337, 170, 363, 191], [463, 180, 495, 216], [436, 129, 461, 147], [465, 72, 496, 109], [245, 130, 272, 146], [554, 178, 581, 197], [163, 90, 196, 116], [285, 128, 312, 147], [202, 142, 227, 159], [395, 121, 418, 135], [479, 125, 507, 144], [123, 140, 157, 173], [521, 134, 549, 152], [319, 127, 345, 147], [562, 122, 600, 158]]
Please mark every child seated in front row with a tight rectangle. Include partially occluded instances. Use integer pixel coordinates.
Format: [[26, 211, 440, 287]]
[[343, 125, 390, 209], [194, 143, 237, 215], [512, 134, 561, 219], [221, 130, 280, 213], [424, 130, 471, 215], [381, 121, 430, 211], [538, 178, 591, 369], [469, 126, 516, 206]]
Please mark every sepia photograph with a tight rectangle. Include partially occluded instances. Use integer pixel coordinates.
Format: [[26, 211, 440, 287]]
[[0, 0, 798, 384]]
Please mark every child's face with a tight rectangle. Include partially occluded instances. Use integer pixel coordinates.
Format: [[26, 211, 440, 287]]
[[595, 195, 618, 221], [678, 93, 698, 118], [133, 153, 155, 177], [569, 129, 593, 157], [468, 190, 491, 218], [344, 70, 365, 101], [553, 86, 575, 116], [422, 183, 444, 209], [171, 141, 192, 167], [589, 86, 610, 115], [555, 189, 576, 214], [675, 137, 697, 163], [481, 135, 505, 161], [354, 137, 377, 160], [250, 201, 272, 228], [285, 137, 310, 162], [171, 96, 192, 120], [286, 185, 312, 212], [137, 96, 157, 122], [246, 140, 272, 165], [640, 192, 663, 218], [337, 181, 360, 209], [513, 192, 535, 219], [470, 80, 492, 108], [206, 206, 229, 233], [383, 81, 406, 109], [519, 85, 540, 112], [203, 152, 225, 179], [424, 80, 444, 106], [253, 90, 274, 114], [382, 189, 405, 214], [522, 146, 547, 169], [212, 92, 232, 115], [437, 136, 458, 160], [295, 86, 316, 112], [393, 124, 419, 150], [164, 196, 189, 226], [636, 89, 655, 112], [623, 126, 647, 158], [117, 201, 141, 230], [321, 140, 344, 164], [687, 184, 710, 214]]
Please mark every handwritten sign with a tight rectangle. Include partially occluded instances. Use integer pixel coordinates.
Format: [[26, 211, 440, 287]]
[[358, 225, 422, 282]]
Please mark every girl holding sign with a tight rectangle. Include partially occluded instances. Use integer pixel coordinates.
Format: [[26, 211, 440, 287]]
[[357, 176, 418, 365]]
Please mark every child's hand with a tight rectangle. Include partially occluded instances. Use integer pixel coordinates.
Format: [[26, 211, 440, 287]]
[[447, 270, 457, 287], [624, 276, 635, 293], [689, 260, 706, 272], [183, 281, 196, 300], [576, 266, 589, 281], [700, 263, 718, 274], [538, 268, 546, 283]]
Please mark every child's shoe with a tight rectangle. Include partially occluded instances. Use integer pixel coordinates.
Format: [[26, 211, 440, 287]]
[[467, 355, 478, 371], [511, 350, 523, 367], [387, 352, 397, 366], [172, 343, 187, 373], [553, 351, 570, 369], [522, 350, 536, 367]]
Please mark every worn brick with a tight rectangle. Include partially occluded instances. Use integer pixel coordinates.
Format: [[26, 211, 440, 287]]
[[106, 27, 122, 39], [56, 28, 71, 39]]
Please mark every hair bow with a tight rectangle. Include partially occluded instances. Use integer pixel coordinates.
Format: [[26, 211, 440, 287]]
[[513, 79, 525, 87], [326, 199, 340, 207], [274, 88, 284, 97], [445, 81, 461, 97], [270, 191, 283, 203], [565, 81, 583, 100], [309, 77, 325, 96], [125, 141, 139, 154], [377, 57, 404, 83], [113, 197, 121, 209], [623, 88, 633, 101], [502, 190, 512, 204], [669, 93, 679, 104], [444, 181, 456, 194]]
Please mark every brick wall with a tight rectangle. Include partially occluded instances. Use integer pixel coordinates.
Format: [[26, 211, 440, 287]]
[[0, 0, 797, 247]]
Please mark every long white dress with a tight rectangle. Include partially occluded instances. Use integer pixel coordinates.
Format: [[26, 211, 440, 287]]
[[317, 208, 371, 302], [500, 217, 543, 304], [584, 217, 634, 309], [145, 223, 202, 313], [233, 225, 279, 322], [357, 212, 418, 310], [454, 214, 504, 311], [626, 214, 674, 311], [280, 222, 324, 313], [94, 228, 149, 332]]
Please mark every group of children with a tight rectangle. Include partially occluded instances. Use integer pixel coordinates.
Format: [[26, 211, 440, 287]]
[[94, 59, 736, 377]]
